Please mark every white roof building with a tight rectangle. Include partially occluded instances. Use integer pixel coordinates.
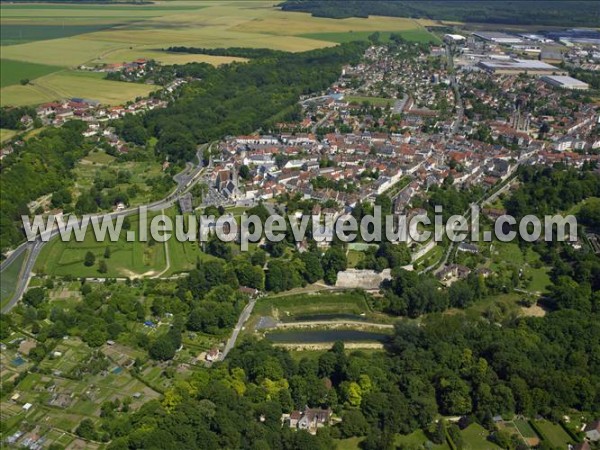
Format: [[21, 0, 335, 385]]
[[541, 75, 589, 90], [444, 34, 467, 42]]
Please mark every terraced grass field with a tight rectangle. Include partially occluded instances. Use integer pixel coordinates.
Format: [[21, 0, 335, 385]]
[[1, 1, 437, 106], [34, 212, 167, 278]]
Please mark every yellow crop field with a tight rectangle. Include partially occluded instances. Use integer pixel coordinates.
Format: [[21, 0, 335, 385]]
[[0, 0, 435, 106], [1, 37, 128, 67], [98, 48, 247, 66], [1, 71, 155, 107]]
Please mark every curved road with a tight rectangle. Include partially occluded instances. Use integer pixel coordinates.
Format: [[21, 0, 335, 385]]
[[1, 144, 209, 314]]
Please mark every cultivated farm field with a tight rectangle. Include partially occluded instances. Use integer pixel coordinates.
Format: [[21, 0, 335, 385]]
[[0, 1, 438, 106]]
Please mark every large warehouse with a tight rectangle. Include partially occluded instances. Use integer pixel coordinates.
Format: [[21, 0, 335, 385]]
[[478, 59, 566, 75], [473, 31, 523, 44], [541, 75, 589, 90]]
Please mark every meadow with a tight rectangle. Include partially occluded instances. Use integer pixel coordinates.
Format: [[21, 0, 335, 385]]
[[460, 423, 502, 450], [1, 1, 438, 106], [0, 128, 17, 143]]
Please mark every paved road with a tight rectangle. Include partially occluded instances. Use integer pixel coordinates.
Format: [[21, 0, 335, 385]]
[[445, 44, 464, 135], [0, 144, 211, 314], [218, 297, 257, 361], [393, 94, 408, 114]]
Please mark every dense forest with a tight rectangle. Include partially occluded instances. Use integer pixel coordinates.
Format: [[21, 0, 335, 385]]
[[141, 42, 367, 162], [0, 121, 88, 252], [280, 0, 600, 27]]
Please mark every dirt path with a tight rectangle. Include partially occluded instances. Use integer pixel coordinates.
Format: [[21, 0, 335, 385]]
[[152, 210, 171, 279]]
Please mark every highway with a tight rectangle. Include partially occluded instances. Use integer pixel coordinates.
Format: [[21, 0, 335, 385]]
[[0, 143, 209, 314]]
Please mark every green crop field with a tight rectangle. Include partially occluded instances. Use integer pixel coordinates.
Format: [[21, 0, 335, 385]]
[[1, 23, 122, 46], [0, 59, 62, 87]]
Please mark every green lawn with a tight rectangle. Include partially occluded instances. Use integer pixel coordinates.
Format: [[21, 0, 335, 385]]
[[254, 291, 371, 319], [335, 437, 363, 450], [347, 249, 366, 268], [534, 420, 573, 448], [346, 95, 395, 107], [0, 59, 62, 87], [395, 429, 451, 449], [460, 423, 502, 450], [513, 419, 538, 439]]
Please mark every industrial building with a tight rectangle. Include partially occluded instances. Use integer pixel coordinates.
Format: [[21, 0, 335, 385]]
[[477, 59, 566, 76], [472, 31, 523, 44], [541, 75, 589, 90]]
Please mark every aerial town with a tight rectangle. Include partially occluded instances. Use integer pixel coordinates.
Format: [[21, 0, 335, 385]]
[[1, 4, 599, 449]]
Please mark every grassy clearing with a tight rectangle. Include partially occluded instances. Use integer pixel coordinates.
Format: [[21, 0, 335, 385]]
[[335, 437, 363, 450], [460, 423, 502, 450], [0, 59, 62, 87], [395, 429, 451, 449], [0, 248, 28, 310], [346, 95, 395, 107], [347, 249, 366, 268], [487, 242, 551, 293], [534, 420, 573, 448]]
